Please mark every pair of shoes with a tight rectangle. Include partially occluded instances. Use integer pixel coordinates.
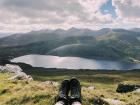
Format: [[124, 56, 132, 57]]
[[57, 78, 81, 105]]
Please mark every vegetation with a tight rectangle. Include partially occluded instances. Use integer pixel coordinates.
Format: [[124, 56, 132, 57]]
[[0, 28, 140, 62], [0, 69, 140, 105], [0, 28, 140, 104]]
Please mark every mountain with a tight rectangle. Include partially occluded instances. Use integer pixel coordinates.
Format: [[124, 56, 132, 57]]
[[0, 33, 11, 39], [0, 28, 110, 46], [130, 28, 140, 32], [0, 28, 140, 62]]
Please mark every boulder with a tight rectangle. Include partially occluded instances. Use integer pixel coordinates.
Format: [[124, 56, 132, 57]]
[[0, 66, 5, 72], [0, 64, 33, 81], [0, 64, 23, 73], [9, 72, 33, 81], [5, 64, 23, 73], [116, 83, 140, 93]]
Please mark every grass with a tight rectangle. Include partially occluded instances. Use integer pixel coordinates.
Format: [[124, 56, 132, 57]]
[[0, 69, 140, 105]]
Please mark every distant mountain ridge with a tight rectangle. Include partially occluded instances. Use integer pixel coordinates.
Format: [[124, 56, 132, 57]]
[[0, 33, 11, 38], [0, 28, 140, 63]]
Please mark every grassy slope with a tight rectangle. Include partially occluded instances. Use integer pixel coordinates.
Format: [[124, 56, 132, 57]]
[[0, 70, 140, 105]]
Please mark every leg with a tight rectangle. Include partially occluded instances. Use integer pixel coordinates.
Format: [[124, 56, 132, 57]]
[[71, 101, 82, 105], [55, 80, 70, 105], [55, 101, 65, 105], [69, 78, 82, 105]]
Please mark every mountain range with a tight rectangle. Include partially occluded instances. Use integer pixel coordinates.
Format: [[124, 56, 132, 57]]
[[0, 28, 140, 63], [0, 33, 11, 38]]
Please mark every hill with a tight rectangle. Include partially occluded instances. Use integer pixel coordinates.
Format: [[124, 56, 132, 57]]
[[0, 33, 11, 39], [0, 67, 140, 105], [0, 28, 140, 62]]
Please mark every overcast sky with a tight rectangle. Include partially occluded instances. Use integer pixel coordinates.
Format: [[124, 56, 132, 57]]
[[0, 0, 140, 33]]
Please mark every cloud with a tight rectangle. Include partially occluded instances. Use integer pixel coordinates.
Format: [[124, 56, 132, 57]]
[[0, 0, 113, 32], [112, 0, 140, 20], [0, 0, 140, 33]]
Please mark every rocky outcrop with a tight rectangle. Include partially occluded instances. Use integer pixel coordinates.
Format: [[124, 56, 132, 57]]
[[116, 83, 140, 93], [9, 72, 33, 81], [0, 64, 33, 81], [0, 64, 22, 73]]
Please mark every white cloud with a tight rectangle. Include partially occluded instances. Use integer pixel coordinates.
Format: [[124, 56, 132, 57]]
[[109, 0, 140, 29], [0, 0, 140, 33], [112, 0, 140, 20], [0, 0, 113, 32]]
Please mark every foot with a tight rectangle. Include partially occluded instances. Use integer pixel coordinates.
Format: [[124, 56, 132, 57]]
[[70, 78, 82, 103], [57, 80, 70, 104]]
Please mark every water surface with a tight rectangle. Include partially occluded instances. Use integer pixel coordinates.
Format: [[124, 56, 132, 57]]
[[11, 55, 140, 70]]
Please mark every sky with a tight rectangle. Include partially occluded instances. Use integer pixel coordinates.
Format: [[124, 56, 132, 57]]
[[0, 0, 140, 33]]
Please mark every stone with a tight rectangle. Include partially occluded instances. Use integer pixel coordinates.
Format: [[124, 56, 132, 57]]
[[82, 86, 95, 91], [93, 97, 109, 105], [134, 89, 140, 93], [104, 98, 125, 105], [5, 64, 23, 73], [0, 66, 5, 72], [87, 86, 95, 90], [42, 81, 59, 86], [9, 72, 33, 81], [116, 83, 140, 93], [0, 64, 33, 81]]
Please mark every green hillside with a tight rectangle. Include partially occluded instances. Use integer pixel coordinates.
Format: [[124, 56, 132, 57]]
[[0, 69, 140, 105], [0, 28, 140, 62]]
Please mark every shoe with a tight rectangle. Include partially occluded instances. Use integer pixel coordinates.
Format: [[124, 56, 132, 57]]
[[57, 80, 70, 104], [69, 78, 82, 103]]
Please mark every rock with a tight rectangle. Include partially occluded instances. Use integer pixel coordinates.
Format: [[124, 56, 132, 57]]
[[93, 97, 109, 105], [42, 81, 59, 86], [104, 98, 125, 105], [87, 86, 95, 91], [5, 64, 23, 73], [9, 72, 33, 81], [0, 64, 23, 73], [116, 83, 140, 93], [0, 66, 5, 72], [134, 89, 140, 93], [93, 97, 125, 105], [82, 86, 95, 91], [0, 64, 33, 81]]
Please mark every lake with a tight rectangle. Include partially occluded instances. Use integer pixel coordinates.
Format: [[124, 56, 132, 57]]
[[11, 54, 140, 70]]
